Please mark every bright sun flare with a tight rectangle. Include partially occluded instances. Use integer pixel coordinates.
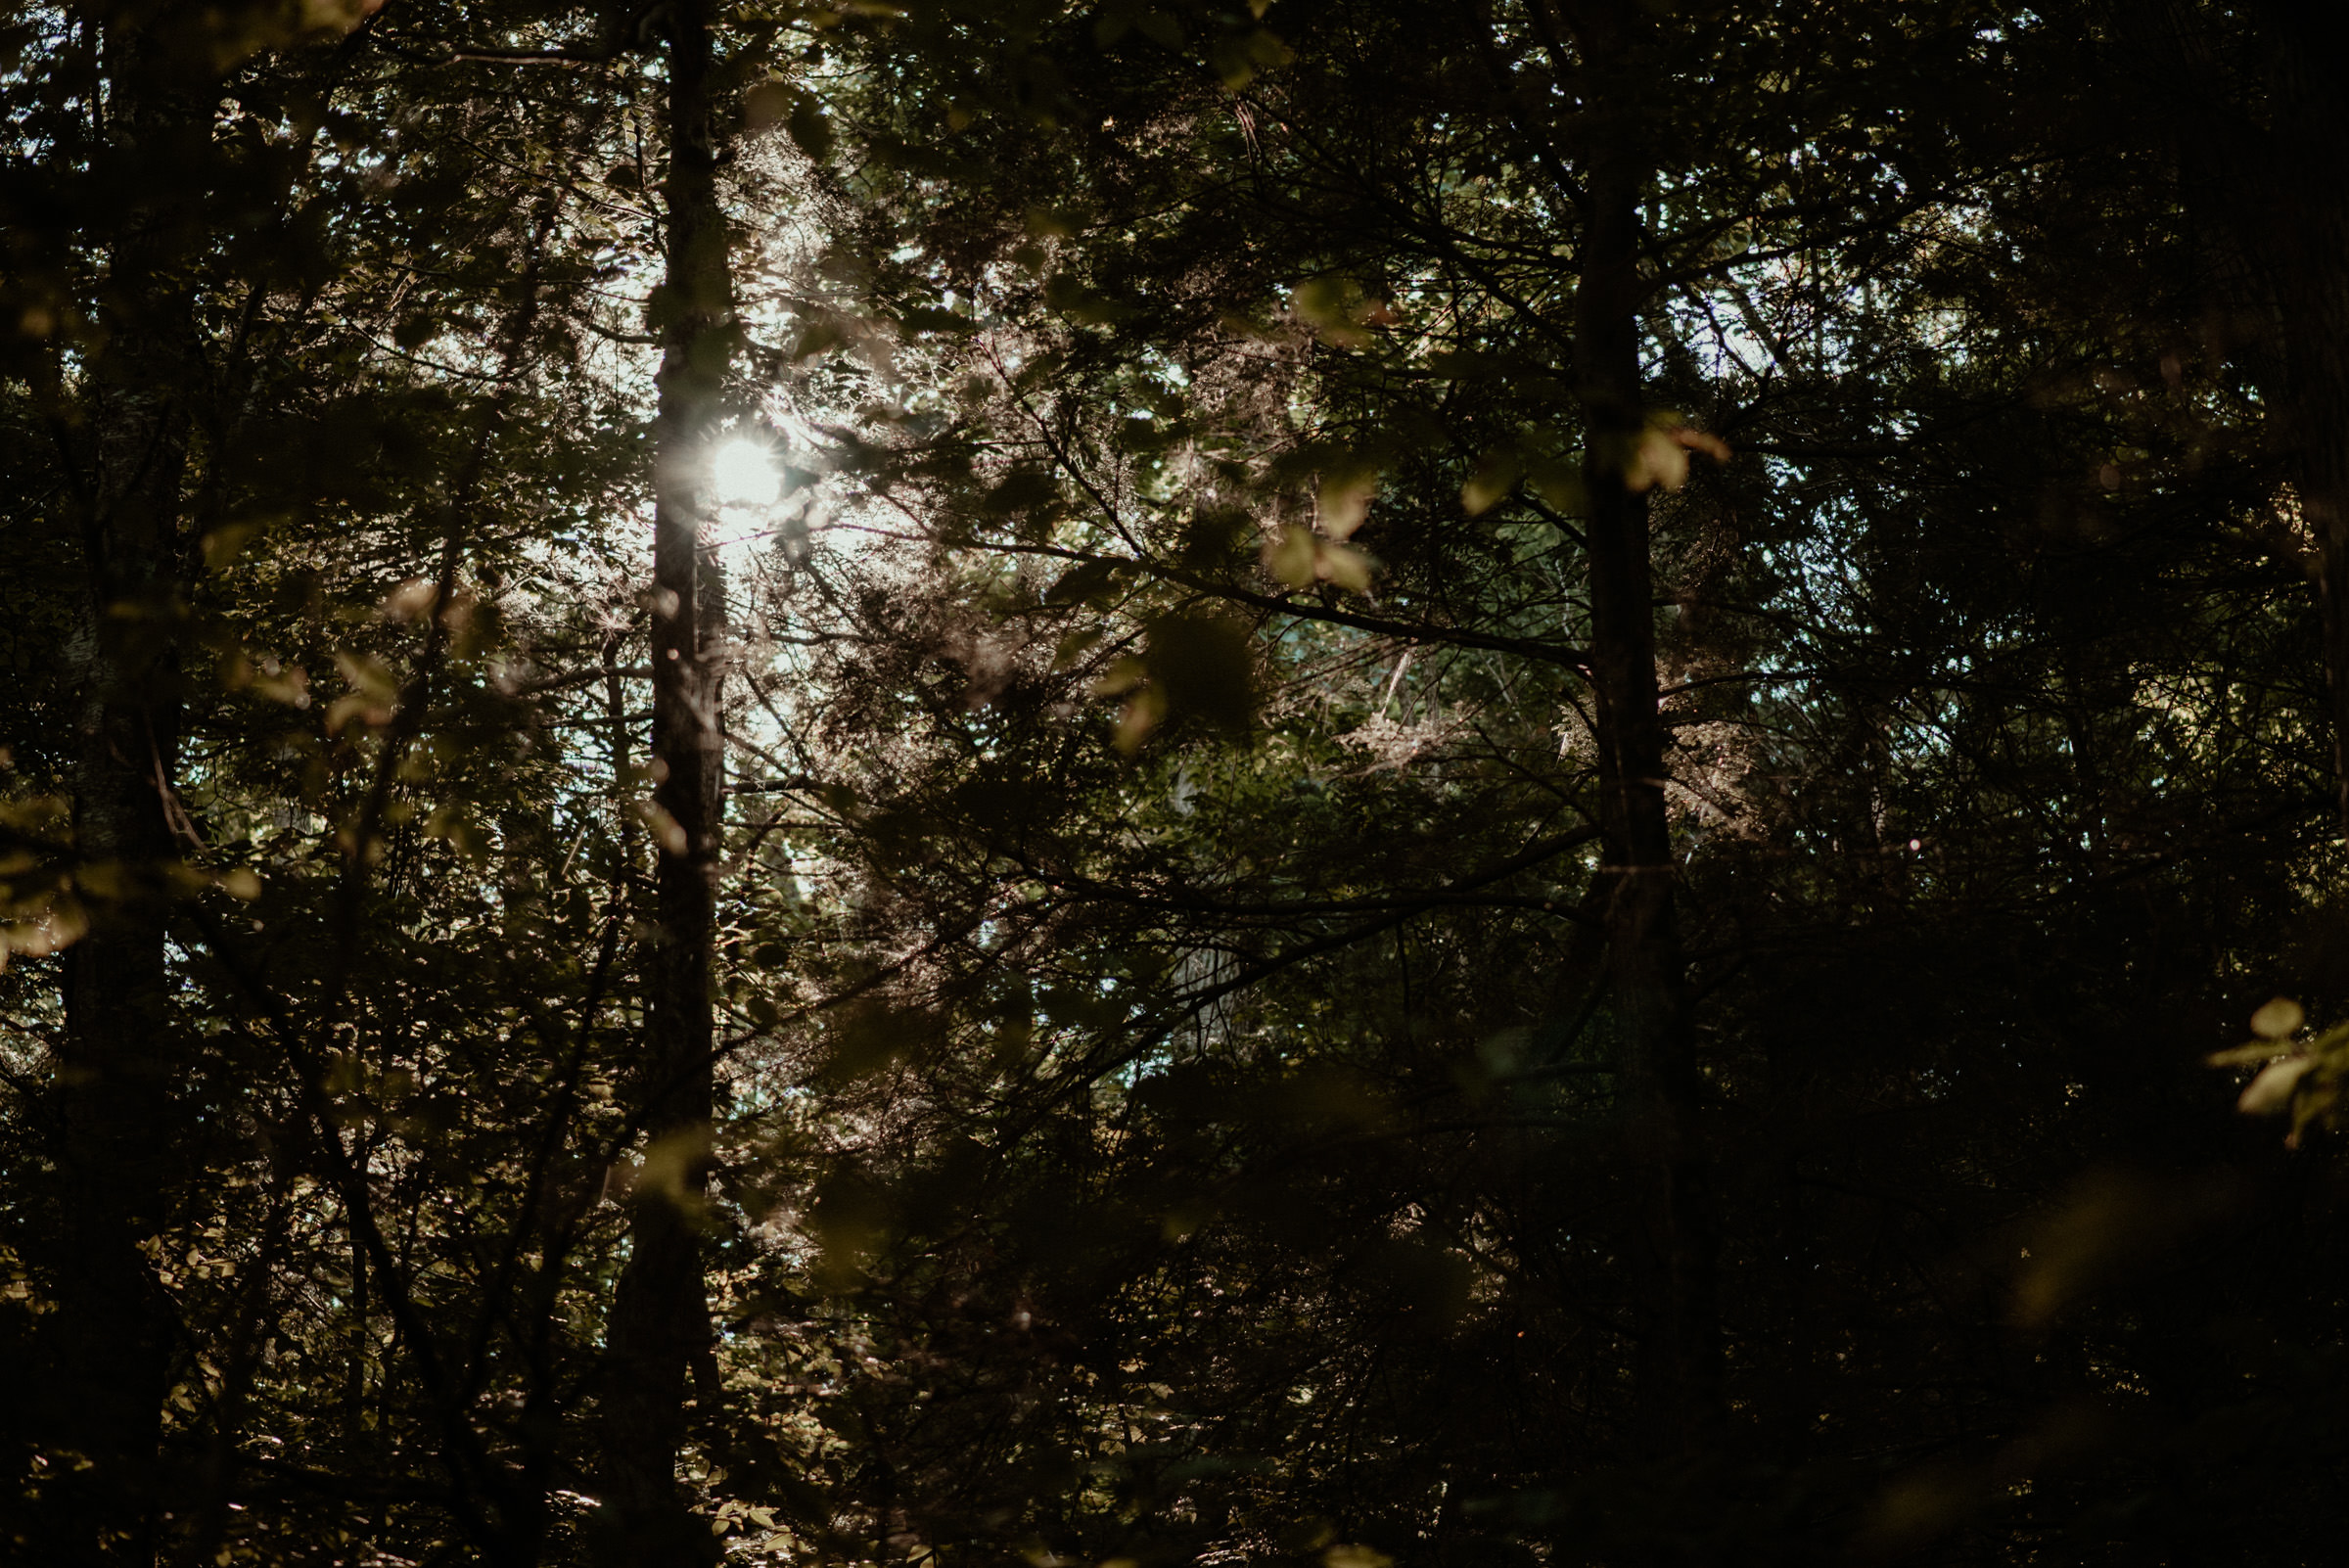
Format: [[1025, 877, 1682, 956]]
[[711, 437, 780, 507]]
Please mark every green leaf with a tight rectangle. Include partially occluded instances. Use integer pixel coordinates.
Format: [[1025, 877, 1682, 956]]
[[2237, 1055, 2315, 1116], [2251, 996, 2305, 1038]]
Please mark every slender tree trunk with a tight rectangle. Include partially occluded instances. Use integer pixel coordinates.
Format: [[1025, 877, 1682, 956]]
[[2152, 0, 2349, 837], [595, 0, 732, 1559], [33, 23, 206, 1565], [2258, 7, 2349, 839], [1566, 0, 1725, 1457]]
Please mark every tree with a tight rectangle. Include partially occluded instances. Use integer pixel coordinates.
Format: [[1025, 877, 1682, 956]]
[[10, 1, 2349, 1565], [593, 0, 735, 1555]]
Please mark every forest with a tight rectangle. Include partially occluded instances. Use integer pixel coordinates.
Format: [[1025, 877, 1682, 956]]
[[5, 0, 2349, 1563]]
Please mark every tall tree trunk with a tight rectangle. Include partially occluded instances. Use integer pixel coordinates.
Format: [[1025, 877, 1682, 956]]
[[2257, 6, 2349, 839], [1566, 0, 1726, 1458], [2153, 0, 2349, 837], [33, 23, 207, 1565], [595, 0, 732, 1559]]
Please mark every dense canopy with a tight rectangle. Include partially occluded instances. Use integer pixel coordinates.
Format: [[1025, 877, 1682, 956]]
[[6, 1, 2349, 1565]]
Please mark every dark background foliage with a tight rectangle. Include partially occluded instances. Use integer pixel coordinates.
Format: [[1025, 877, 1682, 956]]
[[5, 1, 2348, 1565]]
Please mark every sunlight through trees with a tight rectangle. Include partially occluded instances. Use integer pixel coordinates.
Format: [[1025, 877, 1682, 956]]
[[5, 2, 2348, 1565]]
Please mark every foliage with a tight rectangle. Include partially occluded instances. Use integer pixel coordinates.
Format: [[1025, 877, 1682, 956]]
[[4, 1, 2349, 1565]]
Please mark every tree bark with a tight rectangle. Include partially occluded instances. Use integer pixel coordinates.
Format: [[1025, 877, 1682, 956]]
[[2151, 0, 2349, 838], [594, 0, 732, 1559], [2255, 5, 2349, 839], [1564, 0, 1726, 1458], [32, 22, 207, 1565]]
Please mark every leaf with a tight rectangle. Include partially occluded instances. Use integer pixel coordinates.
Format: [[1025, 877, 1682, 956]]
[[1317, 466, 1377, 538], [1291, 277, 1373, 347], [379, 576, 438, 623], [1265, 524, 1317, 588], [2206, 1040, 2297, 1067], [0, 795, 69, 836], [1625, 427, 1691, 493], [634, 1125, 714, 1210], [1621, 423, 1731, 492], [1316, 540, 1373, 591], [1213, 26, 1293, 88], [2237, 1055, 2315, 1116], [2008, 1169, 2238, 1327], [325, 692, 392, 735], [0, 901, 87, 964], [638, 801, 690, 856], [1088, 656, 1146, 698], [333, 649, 398, 701], [2251, 996, 2304, 1038], [1325, 1546, 1392, 1568], [1677, 427, 1732, 465], [1115, 687, 1167, 755]]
